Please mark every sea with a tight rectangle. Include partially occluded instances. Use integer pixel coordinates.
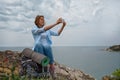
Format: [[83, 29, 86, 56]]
[[0, 46, 120, 80]]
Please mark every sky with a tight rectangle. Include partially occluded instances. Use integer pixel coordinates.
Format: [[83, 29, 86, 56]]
[[0, 0, 120, 47]]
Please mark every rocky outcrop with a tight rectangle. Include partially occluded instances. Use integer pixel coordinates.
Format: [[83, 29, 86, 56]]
[[106, 45, 120, 52], [0, 50, 95, 80], [54, 62, 95, 80]]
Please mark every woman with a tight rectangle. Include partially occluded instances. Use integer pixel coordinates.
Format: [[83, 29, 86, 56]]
[[31, 15, 66, 75]]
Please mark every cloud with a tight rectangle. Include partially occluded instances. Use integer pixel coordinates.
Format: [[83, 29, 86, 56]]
[[0, 0, 120, 46], [0, 0, 72, 32]]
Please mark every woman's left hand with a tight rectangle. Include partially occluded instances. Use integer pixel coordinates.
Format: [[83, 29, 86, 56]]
[[63, 20, 66, 26], [56, 18, 63, 24]]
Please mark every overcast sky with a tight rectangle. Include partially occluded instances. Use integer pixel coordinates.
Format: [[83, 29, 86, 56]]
[[0, 0, 120, 47]]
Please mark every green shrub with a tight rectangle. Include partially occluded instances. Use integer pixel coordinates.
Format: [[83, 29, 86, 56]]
[[112, 68, 120, 79]]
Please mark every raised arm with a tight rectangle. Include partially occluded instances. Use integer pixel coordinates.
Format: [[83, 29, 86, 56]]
[[58, 20, 66, 35], [44, 18, 63, 31]]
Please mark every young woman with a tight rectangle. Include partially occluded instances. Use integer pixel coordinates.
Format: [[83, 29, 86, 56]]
[[31, 15, 66, 75]]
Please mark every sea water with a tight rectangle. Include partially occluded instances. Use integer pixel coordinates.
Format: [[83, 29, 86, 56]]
[[0, 46, 120, 80]]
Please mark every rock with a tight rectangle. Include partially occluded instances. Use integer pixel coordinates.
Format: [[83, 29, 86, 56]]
[[0, 50, 95, 80], [106, 45, 120, 52], [102, 75, 120, 80], [102, 75, 111, 80], [0, 50, 21, 75], [54, 62, 95, 80]]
